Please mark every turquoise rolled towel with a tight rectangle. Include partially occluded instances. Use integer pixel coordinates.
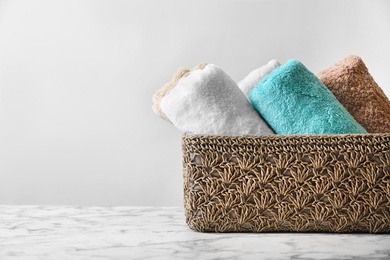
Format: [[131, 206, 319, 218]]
[[248, 60, 367, 134]]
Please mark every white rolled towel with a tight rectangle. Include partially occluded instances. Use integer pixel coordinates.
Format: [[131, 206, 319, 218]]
[[159, 64, 274, 136], [238, 59, 281, 96]]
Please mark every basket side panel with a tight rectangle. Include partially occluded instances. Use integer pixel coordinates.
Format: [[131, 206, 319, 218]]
[[182, 134, 390, 233]]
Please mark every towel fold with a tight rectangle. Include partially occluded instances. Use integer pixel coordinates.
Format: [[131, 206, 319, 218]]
[[152, 67, 191, 122], [249, 59, 367, 135], [317, 55, 390, 133], [159, 64, 274, 135], [238, 59, 281, 96]]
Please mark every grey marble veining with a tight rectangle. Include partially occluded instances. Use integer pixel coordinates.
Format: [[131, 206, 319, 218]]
[[0, 206, 389, 259]]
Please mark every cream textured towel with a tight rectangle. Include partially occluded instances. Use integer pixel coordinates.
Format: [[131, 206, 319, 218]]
[[238, 59, 281, 96], [158, 64, 274, 135], [317, 55, 390, 133], [152, 68, 190, 122]]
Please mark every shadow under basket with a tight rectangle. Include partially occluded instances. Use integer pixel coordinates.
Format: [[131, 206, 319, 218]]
[[182, 134, 390, 233]]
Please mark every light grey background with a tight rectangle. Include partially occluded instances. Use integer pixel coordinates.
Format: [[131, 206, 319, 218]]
[[0, 0, 389, 206]]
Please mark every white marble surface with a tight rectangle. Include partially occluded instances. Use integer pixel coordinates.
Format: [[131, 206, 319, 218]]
[[0, 206, 389, 259]]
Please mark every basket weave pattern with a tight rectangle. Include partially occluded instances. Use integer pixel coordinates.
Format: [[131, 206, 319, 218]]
[[182, 134, 390, 233]]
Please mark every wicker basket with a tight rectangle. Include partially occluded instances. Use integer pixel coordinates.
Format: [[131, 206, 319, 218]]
[[182, 134, 390, 233]]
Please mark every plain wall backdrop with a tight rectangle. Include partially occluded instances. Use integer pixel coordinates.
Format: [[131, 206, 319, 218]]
[[0, 0, 389, 206]]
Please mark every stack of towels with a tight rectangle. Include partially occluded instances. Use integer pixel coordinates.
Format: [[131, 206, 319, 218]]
[[153, 55, 390, 135]]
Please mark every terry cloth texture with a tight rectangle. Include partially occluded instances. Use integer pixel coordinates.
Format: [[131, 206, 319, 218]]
[[238, 59, 281, 96], [249, 59, 368, 135], [317, 55, 390, 133], [160, 64, 274, 136], [152, 64, 208, 122], [152, 68, 190, 122], [153, 63, 207, 122]]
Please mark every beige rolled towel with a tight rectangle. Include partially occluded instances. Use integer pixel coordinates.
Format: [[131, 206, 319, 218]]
[[317, 55, 390, 133]]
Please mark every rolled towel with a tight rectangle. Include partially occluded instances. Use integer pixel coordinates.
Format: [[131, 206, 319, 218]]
[[152, 67, 190, 122], [159, 64, 274, 135], [249, 59, 367, 135], [238, 59, 281, 96], [154, 61, 280, 121], [154, 60, 279, 122], [317, 55, 390, 133]]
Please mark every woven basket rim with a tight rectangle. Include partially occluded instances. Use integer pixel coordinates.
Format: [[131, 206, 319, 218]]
[[183, 133, 390, 138]]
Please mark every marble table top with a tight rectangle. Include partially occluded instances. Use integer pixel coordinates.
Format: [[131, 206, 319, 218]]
[[0, 206, 389, 259]]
